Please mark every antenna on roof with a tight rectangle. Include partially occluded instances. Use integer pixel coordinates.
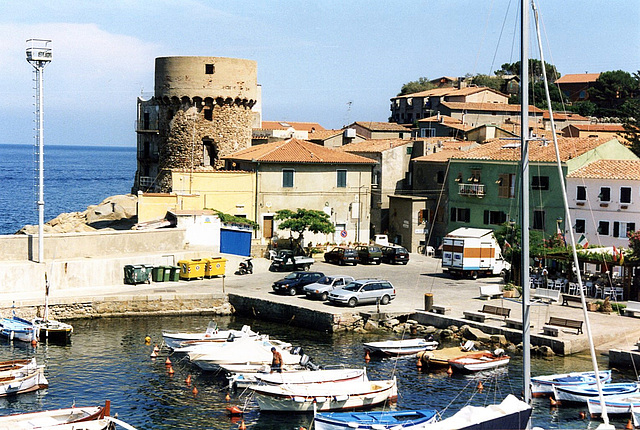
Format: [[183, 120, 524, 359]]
[[344, 101, 352, 126]]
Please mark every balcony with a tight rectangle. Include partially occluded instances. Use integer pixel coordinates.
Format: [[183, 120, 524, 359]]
[[458, 183, 485, 197], [138, 176, 154, 188], [135, 120, 159, 133]]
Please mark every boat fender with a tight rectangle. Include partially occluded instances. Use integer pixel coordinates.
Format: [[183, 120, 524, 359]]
[[226, 405, 243, 416], [494, 348, 505, 357]]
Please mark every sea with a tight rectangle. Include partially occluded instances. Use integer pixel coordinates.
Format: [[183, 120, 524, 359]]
[[0, 315, 634, 430], [0, 144, 136, 236]]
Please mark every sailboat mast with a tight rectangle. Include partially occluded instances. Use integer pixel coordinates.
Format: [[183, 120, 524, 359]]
[[520, 0, 532, 406]]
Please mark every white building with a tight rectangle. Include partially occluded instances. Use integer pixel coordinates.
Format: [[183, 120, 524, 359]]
[[567, 159, 640, 249]]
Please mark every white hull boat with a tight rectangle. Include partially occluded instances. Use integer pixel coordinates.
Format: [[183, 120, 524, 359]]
[[0, 404, 106, 429], [448, 351, 510, 373], [0, 367, 48, 397], [531, 370, 611, 397], [249, 378, 397, 412], [188, 337, 302, 371], [162, 322, 257, 349], [32, 317, 73, 343], [256, 368, 367, 385], [553, 382, 640, 404], [587, 394, 640, 415], [36, 417, 139, 430], [363, 339, 438, 356]]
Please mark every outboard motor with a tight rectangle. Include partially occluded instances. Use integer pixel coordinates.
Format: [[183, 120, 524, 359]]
[[291, 346, 303, 356]]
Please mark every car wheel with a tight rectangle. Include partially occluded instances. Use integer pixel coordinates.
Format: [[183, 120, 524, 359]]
[[376, 260, 381, 265], [303, 264, 310, 271], [348, 297, 357, 307], [402, 261, 408, 265], [470, 271, 478, 280], [353, 262, 358, 266], [321, 292, 328, 301], [288, 287, 297, 296], [324, 257, 329, 263], [339, 259, 344, 266], [380, 295, 390, 305]]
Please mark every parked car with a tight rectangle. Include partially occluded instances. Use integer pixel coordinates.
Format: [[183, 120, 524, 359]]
[[328, 279, 396, 307], [272, 271, 325, 296], [323, 246, 359, 266], [269, 249, 315, 272], [381, 245, 410, 265], [303, 275, 355, 301], [355, 245, 382, 264]]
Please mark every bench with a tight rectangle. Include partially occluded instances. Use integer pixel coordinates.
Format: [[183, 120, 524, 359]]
[[625, 301, 640, 317], [542, 316, 583, 336], [505, 318, 534, 330], [479, 285, 503, 300], [431, 305, 451, 315], [463, 304, 511, 323], [561, 294, 583, 307], [533, 288, 561, 303]]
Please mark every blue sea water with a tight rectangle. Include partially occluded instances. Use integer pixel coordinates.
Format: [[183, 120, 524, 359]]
[[0, 144, 136, 235]]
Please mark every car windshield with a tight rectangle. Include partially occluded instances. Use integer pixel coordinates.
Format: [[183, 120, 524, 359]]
[[343, 282, 363, 292], [284, 273, 302, 280], [316, 277, 333, 285]]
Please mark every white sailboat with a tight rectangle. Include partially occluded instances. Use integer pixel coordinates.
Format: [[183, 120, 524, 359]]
[[32, 272, 73, 343]]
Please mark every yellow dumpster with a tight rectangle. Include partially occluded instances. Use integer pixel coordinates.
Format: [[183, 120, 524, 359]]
[[178, 259, 206, 280], [205, 257, 227, 277]]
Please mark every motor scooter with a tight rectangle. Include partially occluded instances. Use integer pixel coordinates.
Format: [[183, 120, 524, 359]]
[[236, 258, 253, 275]]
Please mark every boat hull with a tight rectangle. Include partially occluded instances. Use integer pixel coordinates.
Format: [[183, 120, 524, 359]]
[[554, 382, 640, 404], [314, 409, 438, 430], [363, 339, 439, 357], [0, 367, 48, 397], [587, 395, 640, 415], [448, 352, 510, 373], [0, 405, 104, 428], [530, 370, 611, 397], [0, 316, 36, 343], [251, 379, 397, 412]]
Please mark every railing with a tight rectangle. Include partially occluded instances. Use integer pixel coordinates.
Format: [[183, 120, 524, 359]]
[[135, 120, 159, 132], [139, 176, 154, 188], [458, 183, 485, 197]]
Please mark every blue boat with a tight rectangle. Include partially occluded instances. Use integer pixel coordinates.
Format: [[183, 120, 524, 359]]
[[314, 409, 438, 430], [554, 382, 640, 404], [0, 315, 36, 343]]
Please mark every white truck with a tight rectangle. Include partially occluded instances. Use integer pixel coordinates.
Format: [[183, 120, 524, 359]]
[[441, 227, 510, 280]]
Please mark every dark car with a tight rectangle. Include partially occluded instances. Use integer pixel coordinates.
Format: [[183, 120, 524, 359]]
[[323, 246, 359, 266], [272, 271, 325, 296], [381, 245, 410, 265], [355, 245, 382, 264]]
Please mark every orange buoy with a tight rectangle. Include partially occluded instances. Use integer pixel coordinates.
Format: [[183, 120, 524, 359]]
[[167, 365, 175, 375], [144, 336, 151, 344], [185, 374, 192, 385], [238, 420, 246, 430], [165, 357, 172, 366], [447, 366, 453, 376], [477, 381, 483, 392], [225, 392, 231, 402], [150, 350, 158, 358], [192, 386, 198, 396], [153, 344, 160, 352], [626, 418, 634, 429], [226, 405, 243, 416], [364, 350, 370, 362], [578, 411, 586, 419], [31, 338, 38, 347], [550, 397, 558, 407], [416, 358, 422, 369]]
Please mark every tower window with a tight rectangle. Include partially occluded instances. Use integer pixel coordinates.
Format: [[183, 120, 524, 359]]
[[204, 108, 213, 121], [205, 64, 215, 74]]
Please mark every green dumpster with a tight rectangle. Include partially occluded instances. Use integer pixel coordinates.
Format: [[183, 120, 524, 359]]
[[124, 264, 150, 285], [152, 266, 164, 282], [169, 266, 180, 282], [162, 266, 172, 282]]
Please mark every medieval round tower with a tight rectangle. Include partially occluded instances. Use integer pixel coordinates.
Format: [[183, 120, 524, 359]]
[[136, 56, 258, 192]]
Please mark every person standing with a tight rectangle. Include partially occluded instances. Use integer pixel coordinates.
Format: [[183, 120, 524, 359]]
[[270, 347, 283, 373]]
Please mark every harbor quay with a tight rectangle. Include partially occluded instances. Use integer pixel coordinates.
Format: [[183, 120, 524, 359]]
[[2, 251, 640, 359]]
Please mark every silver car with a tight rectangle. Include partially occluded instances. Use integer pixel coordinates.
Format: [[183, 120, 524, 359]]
[[328, 279, 396, 307], [303, 275, 355, 301]]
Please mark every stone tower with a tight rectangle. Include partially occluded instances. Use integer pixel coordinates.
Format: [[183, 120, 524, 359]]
[[133, 56, 259, 193]]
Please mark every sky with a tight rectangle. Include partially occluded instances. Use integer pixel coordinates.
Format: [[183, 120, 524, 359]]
[[1, 1, 639, 147]]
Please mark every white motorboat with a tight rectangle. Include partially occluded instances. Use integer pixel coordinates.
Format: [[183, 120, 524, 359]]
[[553, 382, 640, 404], [363, 338, 438, 356], [531, 370, 611, 397], [188, 336, 302, 371], [249, 377, 397, 412], [448, 350, 510, 373], [228, 366, 365, 390], [587, 394, 640, 416], [162, 321, 257, 349]]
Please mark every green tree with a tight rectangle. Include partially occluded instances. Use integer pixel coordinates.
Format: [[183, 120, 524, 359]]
[[497, 60, 560, 82], [589, 70, 637, 117], [471, 74, 505, 92], [572, 100, 597, 117], [622, 98, 640, 157], [397, 77, 435, 96], [274, 208, 335, 253]]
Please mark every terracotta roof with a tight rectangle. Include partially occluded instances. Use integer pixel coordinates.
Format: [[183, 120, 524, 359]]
[[567, 124, 625, 132], [340, 138, 411, 153], [444, 86, 508, 98], [440, 101, 543, 113], [391, 86, 506, 100], [307, 129, 343, 140], [351, 121, 411, 132], [451, 137, 611, 162], [413, 149, 466, 162], [259, 121, 326, 131], [418, 115, 463, 124], [541, 111, 590, 121], [223, 138, 376, 164], [567, 159, 640, 180], [554, 73, 601, 84]]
